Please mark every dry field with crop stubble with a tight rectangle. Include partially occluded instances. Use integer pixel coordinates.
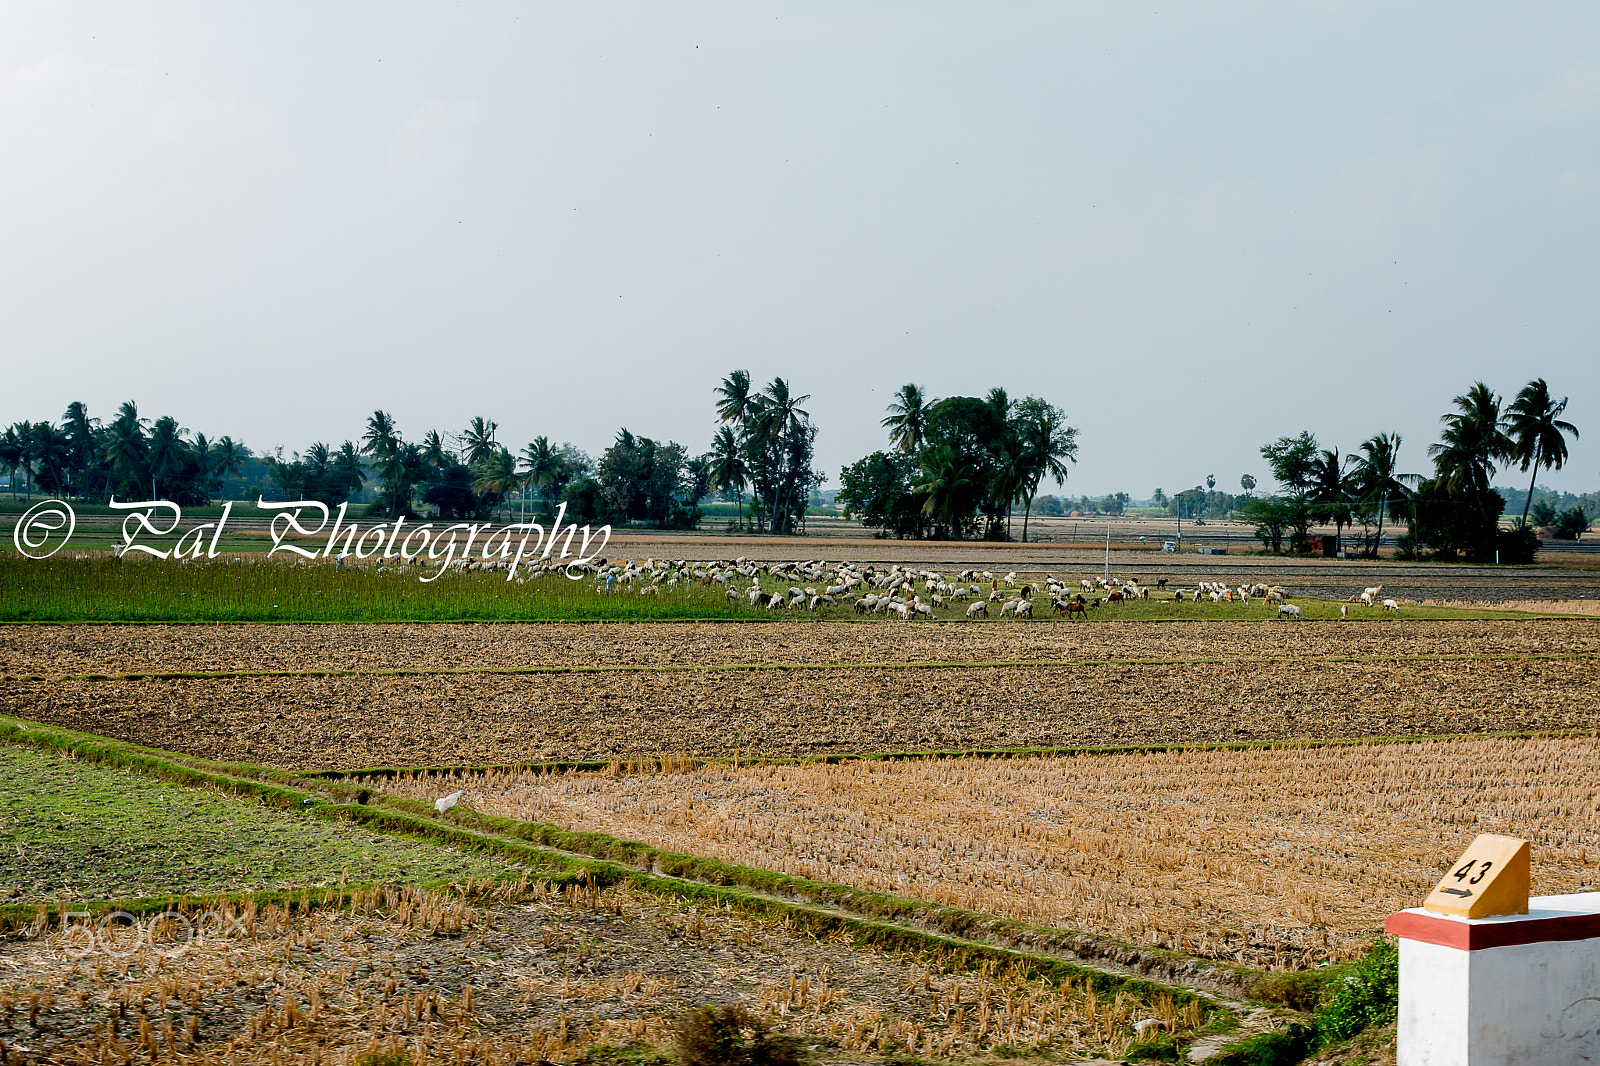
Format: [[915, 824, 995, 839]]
[[2, 619, 1596, 676], [5, 653, 1597, 770], [379, 736, 1600, 969], [0, 881, 1198, 1065]]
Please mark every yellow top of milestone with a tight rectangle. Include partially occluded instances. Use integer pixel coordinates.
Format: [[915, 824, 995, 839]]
[[1422, 833, 1530, 919]]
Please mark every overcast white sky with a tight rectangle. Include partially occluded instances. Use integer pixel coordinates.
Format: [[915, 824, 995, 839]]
[[4, 3, 1598, 497]]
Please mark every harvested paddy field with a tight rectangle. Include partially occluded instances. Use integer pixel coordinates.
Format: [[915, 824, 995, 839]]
[[1, 875, 1203, 1065], [5, 655, 1598, 770], [1, 618, 1594, 676], [380, 736, 1600, 968]]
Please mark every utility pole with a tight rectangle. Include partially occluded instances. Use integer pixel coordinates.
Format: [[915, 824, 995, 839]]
[[1104, 518, 1111, 583]]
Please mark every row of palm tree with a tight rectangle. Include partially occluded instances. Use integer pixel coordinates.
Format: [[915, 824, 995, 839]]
[[708, 372, 819, 534], [1253, 378, 1579, 557], [1, 402, 248, 505]]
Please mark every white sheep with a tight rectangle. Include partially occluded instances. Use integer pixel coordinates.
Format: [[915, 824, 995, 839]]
[[966, 601, 988, 618], [1383, 598, 1399, 612], [1277, 603, 1302, 619]]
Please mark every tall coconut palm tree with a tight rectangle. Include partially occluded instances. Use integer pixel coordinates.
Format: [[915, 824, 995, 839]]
[[212, 436, 248, 480], [881, 384, 933, 455], [334, 441, 367, 498], [1012, 399, 1079, 543], [1505, 378, 1580, 528], [1309, 447, 1355, 553], [146, 416, 189, 499], [362, 411, 405, 514], [1429, 383, 1513, 552], [24, 422, 72, 496], [714, 369, 756, 425], [708, 424, 749, 528], [461, 416, 499, 471], [1430, 383, 1512, 497], [0, 424, 24, 499], [1351, 432, 1416, 555], [104, 402, 150, 499], [61, 401, 98, 495], [518, 436, 558, 517], [914, 443, 978, 539], [420, 429, 452, 472], [473, 446, 520, 520]]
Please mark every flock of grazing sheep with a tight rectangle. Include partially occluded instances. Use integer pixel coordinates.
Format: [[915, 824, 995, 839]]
[[362, 552, 1413, 621], [480, 556, 1409, 621]]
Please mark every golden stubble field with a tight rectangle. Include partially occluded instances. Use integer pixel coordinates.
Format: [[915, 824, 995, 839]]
[[378, 736, 1600, 967]]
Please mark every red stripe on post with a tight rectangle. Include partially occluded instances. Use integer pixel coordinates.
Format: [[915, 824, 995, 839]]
[[1386, 909, 1600, 951]]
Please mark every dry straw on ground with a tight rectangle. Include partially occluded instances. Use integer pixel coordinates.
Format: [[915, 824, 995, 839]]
[[0, 881, 1189, 1064], [385, 736, 1600, 968]]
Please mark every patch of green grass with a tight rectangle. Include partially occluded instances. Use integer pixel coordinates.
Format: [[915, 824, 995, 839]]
[[0, 744, 515, 903], [0, 556, 757, 623]]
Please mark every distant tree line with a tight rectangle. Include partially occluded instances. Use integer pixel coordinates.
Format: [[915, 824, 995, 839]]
[[1244, 378, 1583, 562], [836, 385, 1078, 541]]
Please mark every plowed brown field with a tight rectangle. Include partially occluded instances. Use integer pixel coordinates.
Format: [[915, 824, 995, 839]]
[[5, 654, 1597, 770], [2, 618, 1595, 675]]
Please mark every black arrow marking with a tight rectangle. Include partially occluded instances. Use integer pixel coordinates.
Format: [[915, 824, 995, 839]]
[[1441, 887, 1473, 898]]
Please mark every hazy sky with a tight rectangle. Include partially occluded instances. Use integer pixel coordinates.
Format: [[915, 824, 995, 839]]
[[4, 3, 1598, 497]]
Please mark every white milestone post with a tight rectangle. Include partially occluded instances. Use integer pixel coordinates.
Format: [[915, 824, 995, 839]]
[[1389, 834, 1600, 1064]]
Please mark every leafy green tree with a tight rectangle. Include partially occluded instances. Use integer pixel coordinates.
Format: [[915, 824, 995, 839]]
[[918, 395, 1010, 539], [1242, 496, 1294, 552], [597, 430, 699, 528], [1505, 378, 1579, 529], [1555, 506, 1591, 540], [837, 450, 923, 538], [1152, 487, 1168, 509], [1531, 498, 1558, 526], [882, 383, 933, 455], [1261, 431, 1319, 549], [1239, 473, 1256, 496]]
